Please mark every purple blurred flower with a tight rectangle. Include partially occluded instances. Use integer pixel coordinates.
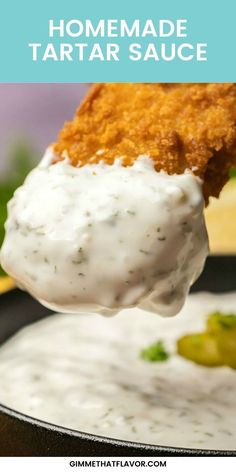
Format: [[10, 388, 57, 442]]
[[0, 84, 89, 171]]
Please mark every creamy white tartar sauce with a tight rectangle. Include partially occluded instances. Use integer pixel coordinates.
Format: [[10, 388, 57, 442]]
[[0, 292, 235, 450], [0, 149, 208, 316]]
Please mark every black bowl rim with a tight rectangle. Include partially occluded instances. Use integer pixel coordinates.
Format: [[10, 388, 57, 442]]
[[0, 402, 235, 456]]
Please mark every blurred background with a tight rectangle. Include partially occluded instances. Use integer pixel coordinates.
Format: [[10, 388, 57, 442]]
[[0, 83, 235, 288]]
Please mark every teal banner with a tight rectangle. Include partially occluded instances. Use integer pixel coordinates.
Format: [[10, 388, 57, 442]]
[[1, 0, 235, 82]]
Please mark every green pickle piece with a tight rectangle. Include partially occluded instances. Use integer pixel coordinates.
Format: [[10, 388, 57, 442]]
[[216, 327, 236, 370], [177, 332, 223, 367], [207, 312, 236, 334], [177, 312, 236, 369], [207, 312, 236, 369]]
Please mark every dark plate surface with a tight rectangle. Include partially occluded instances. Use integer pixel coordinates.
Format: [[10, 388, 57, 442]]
[[0, 255, 235, 456]]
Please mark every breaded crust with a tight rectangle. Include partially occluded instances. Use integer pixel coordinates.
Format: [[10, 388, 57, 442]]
[[53, 83, 236, 200]]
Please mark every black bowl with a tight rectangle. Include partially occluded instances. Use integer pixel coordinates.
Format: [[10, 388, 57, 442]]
[[0, 256, 235, 457]]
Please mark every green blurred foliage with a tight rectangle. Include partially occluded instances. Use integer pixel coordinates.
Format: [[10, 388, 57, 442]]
[[0, 140, 36, 275]]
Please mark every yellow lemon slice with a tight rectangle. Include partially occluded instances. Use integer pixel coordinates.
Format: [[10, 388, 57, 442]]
[[205, 179, 236, 253], [0, 276, 15, 294]]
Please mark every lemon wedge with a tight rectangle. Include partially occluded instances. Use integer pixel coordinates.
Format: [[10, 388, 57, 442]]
[[205, 180, 236, 253], [0, 276, 15, 294]]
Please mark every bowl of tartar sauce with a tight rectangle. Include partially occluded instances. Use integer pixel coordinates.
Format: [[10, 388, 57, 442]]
[[0, 255, 235, 457]]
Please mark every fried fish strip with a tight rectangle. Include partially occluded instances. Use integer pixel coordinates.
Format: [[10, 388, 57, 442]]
[[53, 83, 236, 200]]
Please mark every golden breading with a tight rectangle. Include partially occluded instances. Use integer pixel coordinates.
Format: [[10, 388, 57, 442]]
[[53, 83, 236, 200]]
